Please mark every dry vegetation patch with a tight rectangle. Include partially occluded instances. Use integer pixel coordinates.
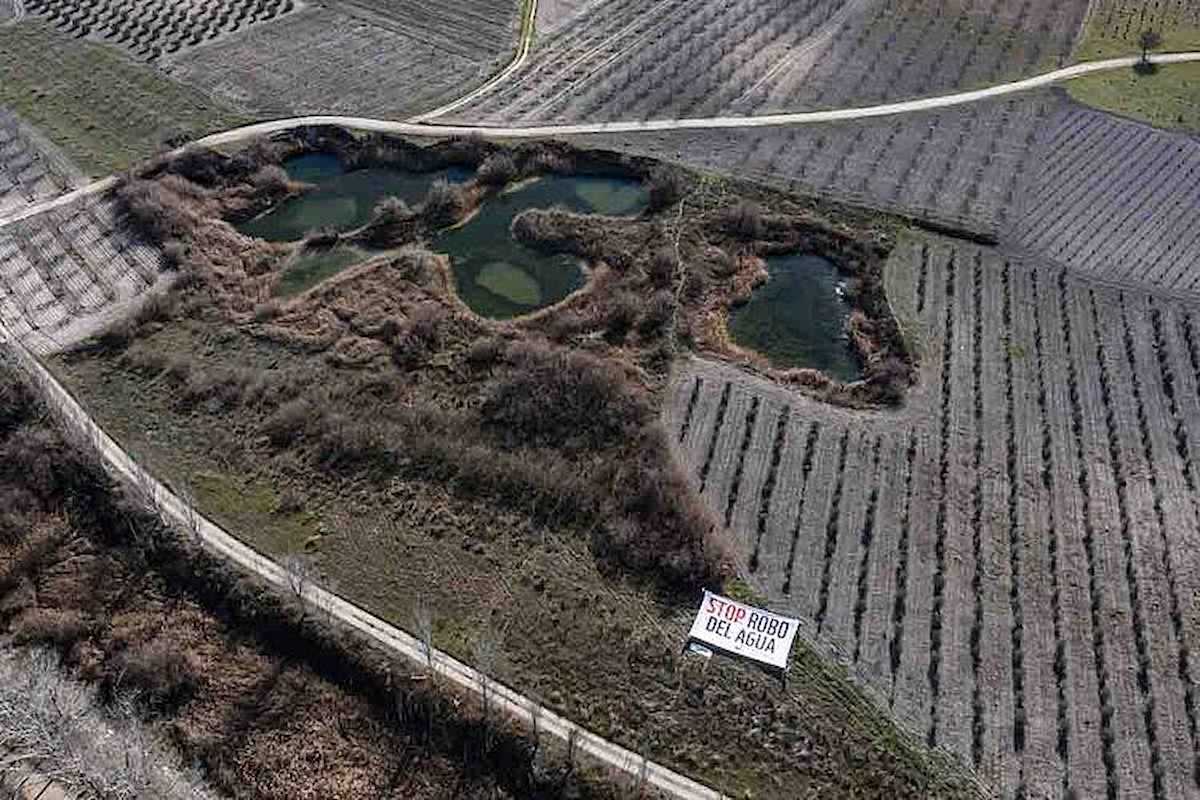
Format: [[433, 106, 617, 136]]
[[45, 129, 981, 798]]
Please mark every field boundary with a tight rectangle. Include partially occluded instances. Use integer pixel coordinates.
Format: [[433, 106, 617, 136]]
[[3, 50, 1198, 232], [409, 0, 539, 122], [0, 330, 729, 800]]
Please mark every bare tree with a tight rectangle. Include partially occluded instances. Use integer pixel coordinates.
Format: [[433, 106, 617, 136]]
[[473, 624, 500, 752], [411, 596, 435, 670], [282, 552, 315, 615], [0, 648, 218, 800], [1137, 30, 1163, 73]]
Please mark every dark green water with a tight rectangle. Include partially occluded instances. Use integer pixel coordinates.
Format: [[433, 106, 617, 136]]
[[275, 245, 366, 297], [435, 175, 647, 319], [729, 254, 861, 381], [238, 154, 472, 242]]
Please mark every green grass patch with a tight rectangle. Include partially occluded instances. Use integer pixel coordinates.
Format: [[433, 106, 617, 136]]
[[475, 261, 542, 305], [0, 21, 246, 175], [1066, 62, 1200, 133]]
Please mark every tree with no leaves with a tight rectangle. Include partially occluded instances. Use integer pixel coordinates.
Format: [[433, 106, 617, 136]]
[[1137, 30, 1163, 71]]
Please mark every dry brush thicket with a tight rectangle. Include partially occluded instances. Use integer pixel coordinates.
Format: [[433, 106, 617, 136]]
[[166, 7, 502, 120], [25, 0, 300, 61], [0, 110, 81, 218], [0, 196, 164, 354], [0, 648, 219, 799], [1004, 104, 1200, 294], [49, 133, 988, 799], [669, 237, 1200, 800], [0, 361, 639, 800], [458, 0, 1089, 124]]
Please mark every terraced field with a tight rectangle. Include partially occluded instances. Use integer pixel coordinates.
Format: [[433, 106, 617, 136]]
[[0, 109, 81, 220], [584, 88, 1065, 239], [668, 236, 1200, 800], [458, 0, 1090, 124], [26, 0, 302, 61], [328, 0, 518, 61], [1005, 104, 1200, 294], [167, 7, 504, 119], [0, 195, 164, 354]]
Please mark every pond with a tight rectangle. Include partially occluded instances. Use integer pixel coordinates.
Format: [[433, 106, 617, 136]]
[[237, 153, 472, 242], [274, 245, 367, 298], [728, 254, 862, 382], [435, 175, 647, 319]]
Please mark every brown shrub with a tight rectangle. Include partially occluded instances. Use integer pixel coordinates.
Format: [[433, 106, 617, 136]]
[[262, 398, 313, 447], [720, 201, 765, 239], [12, 608, 89, 648], [421, 179, 468, 227], [476, 153, 518, 186], [647, 168, 683, 211], [116, 639, 201, 709], [482, 343, 650, 452], [647, 248, 677, 288]]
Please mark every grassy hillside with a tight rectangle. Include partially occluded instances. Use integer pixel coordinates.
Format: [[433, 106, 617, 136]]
[[0, 21, 245, 175]]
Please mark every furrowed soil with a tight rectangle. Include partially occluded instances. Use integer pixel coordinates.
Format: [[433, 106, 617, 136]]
[[49, 133, 979, 800]]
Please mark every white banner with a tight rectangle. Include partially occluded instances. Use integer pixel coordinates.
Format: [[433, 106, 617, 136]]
[[687, 590, 799, 671]]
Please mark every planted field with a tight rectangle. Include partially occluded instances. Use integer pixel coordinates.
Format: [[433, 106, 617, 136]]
[[668, 236, 1200, 799], [328, 0, 518, 62], [0, 21, 244, 175], [168, 8, 500, 120], [1075, 0, 1200, 57], [1005, 104, 1200, 294], [0, 196, 164, 354], [0, 109, 82, 219], [582, 88, 1066, 239], [25, 0, 301, 61], [458, 0, 1088, 124]]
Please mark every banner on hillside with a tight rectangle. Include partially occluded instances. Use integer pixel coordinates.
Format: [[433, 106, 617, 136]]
[[685, 590, 800, 672]]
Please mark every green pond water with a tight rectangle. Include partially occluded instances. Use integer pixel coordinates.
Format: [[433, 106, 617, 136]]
[[242, 155, 654, 318], [275, 245, 366, 298], [237, 154, 472, 242], [729, 254, 862, 382], [435, 175, 648, 319]]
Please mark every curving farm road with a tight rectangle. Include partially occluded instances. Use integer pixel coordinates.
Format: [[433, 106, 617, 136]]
[[409, 0, 541, 122], [0, 331, 728, 800]]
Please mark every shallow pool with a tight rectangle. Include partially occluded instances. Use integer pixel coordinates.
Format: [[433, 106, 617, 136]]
[[237, 154, 472, 242], [728, 254, 862, 381], [435, 175, 647, 319]]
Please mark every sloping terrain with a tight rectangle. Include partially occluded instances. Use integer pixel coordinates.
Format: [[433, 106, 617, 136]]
[[581, 88, 1066, 238], [669, 236, 1200, 800], [457, 0, 1090, 124], [0, 196, 164, 355], [1004, 104, 1200, 295], [166, 7, 503, 120], [25, 0, 303, 61], [0, 109, 81, 220]]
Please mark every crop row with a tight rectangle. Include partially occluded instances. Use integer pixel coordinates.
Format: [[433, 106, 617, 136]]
[[461, 0, 850, 123], [1087, 0, 1200, 43], [740, 0, 1091, 114], [1005, 105, 1200, 295], [0, 111, 79, 218], [0, 196, 161, 354], [168, 8, 486, 120], [586, 87, 1063, 240], [465, 0, 1089, 124], [26, 0, 298, 60], [332, 0, 517, 63], [668, 238, 1200, 798]]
